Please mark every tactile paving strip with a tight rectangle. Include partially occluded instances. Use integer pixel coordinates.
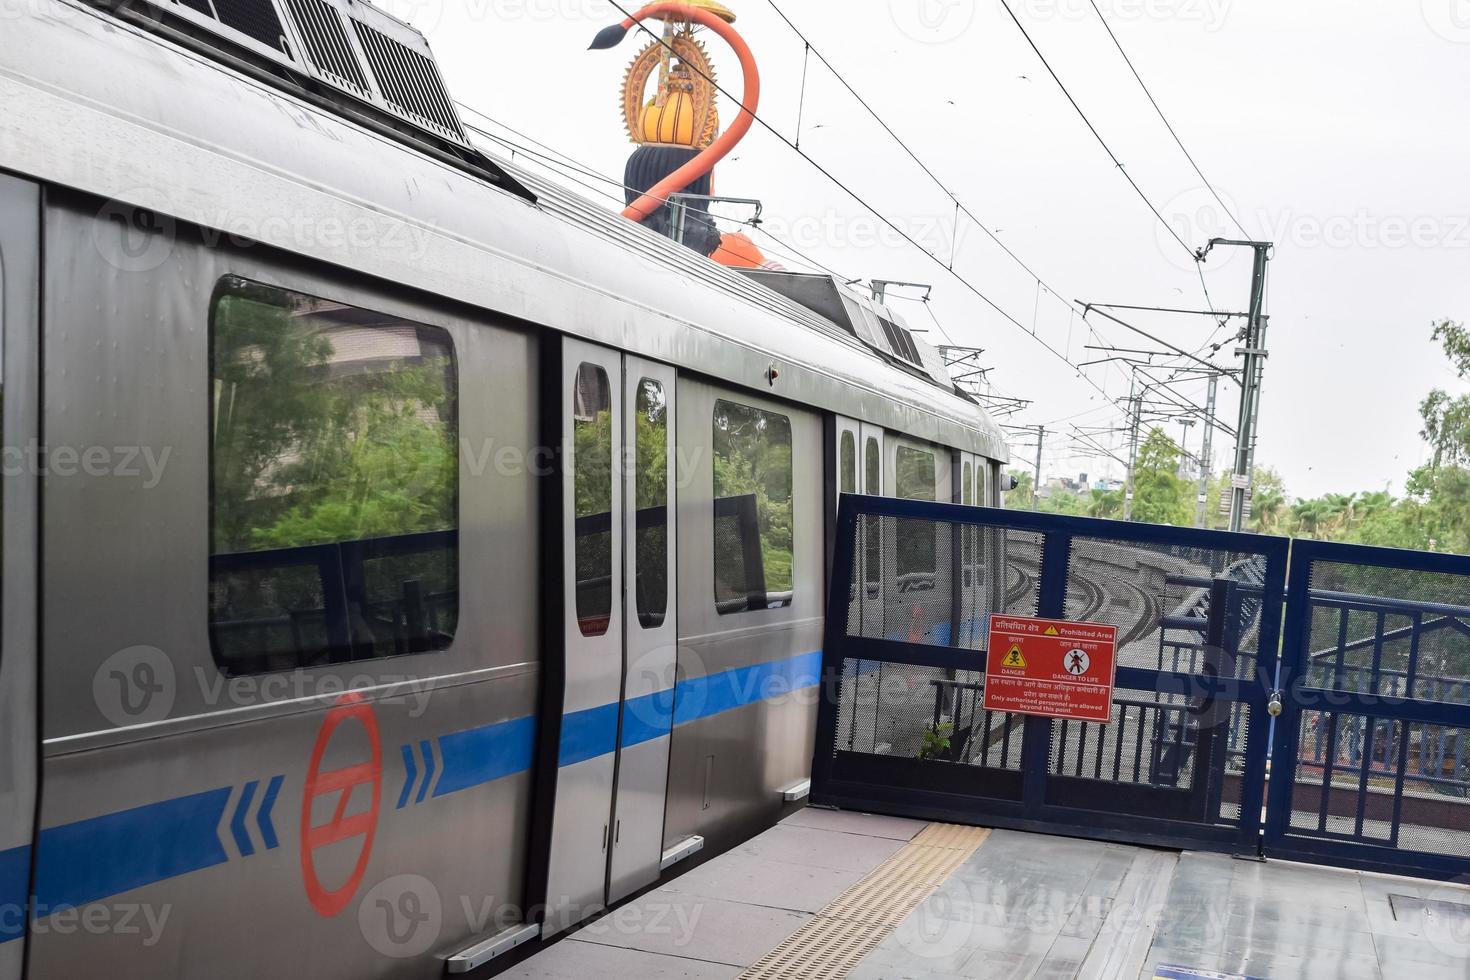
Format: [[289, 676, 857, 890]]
[[737, 822, 990, 980]]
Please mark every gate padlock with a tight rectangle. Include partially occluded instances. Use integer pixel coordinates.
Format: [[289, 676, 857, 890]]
[[1267, 691, 1284, 717]]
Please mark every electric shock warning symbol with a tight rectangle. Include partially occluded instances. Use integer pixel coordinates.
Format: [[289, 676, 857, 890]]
[[1043, 626, 1060, 636], [1003, 645, 1028, 669]]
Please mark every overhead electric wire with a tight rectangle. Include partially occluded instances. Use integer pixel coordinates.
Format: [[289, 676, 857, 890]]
[[993, 0, 1193, 259], [600, 0, 1127, 407], [1086, 0, 1250, 241], [458, 107, 853, 281], [763, 0, 1072, 299]]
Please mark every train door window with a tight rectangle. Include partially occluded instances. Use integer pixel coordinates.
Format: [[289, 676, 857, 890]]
[[712, 399, 793, 614], [864, 435, 882, 588], [573, 363, 614, 637], [840, 430, 856, 495], [208, 277, 459, 674], [962, 460, 973, 506], [634, 378, 668, 629], [895, 445, 937, 581]]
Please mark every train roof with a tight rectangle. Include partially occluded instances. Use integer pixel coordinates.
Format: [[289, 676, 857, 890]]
[[0, 0, 1008, 461]]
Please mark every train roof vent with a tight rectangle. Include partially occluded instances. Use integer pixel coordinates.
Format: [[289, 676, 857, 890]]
[[349, 6, 468, 144], [734, 269, 952, 385], [124, 0, 478, 153], [281, 0, 371, 94]]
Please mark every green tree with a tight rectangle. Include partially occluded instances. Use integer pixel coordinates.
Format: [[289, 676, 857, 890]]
[[1130, 428, 1191, 526]]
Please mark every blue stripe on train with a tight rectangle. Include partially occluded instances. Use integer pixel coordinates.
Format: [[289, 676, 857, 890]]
[[33, 788, 232, 915], [20, 649, 823, 921], [0, 844, 29, 943], [554, 649, 823, 767]]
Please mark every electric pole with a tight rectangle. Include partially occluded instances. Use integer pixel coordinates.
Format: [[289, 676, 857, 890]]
[[1196, 373, 1218, 528], [1033, 426, 1046, 504], [1198, 239, 1273, 533], [1123, 383, 1142, 521]]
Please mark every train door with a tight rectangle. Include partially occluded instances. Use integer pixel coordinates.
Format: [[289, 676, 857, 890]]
[[0, 174, 38, 980], [545, 341, 679, 929], [607, 358, 677, 904]]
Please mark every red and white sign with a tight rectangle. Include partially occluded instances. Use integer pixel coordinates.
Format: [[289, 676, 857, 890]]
[[982, 614, 1119, 724]]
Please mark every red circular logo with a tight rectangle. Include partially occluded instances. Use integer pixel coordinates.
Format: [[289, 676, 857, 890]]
[[300, 692, 383, 917]]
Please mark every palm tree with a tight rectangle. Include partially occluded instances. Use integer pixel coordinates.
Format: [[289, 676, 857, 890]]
[[1252, 486, 1287, 534], [1087, 488, 1123, 519]]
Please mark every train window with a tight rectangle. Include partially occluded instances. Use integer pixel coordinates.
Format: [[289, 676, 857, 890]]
[[963, 461, 973, 506], [713, 399, 793, 614], [208, 277, 459, 675], [573, 363, 614, 637], [635, 378, 668, 629], [840, 430, 856, 495], [895, 446, 937, 582]]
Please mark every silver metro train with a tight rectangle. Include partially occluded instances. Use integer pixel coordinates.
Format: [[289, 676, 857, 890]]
[[0, 1, 1008, 977]]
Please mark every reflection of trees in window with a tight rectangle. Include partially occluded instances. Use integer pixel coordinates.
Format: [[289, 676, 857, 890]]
[[635, 379, 668, 629], [209, 277, 459, 674], [896, 446, 937, 582], [840, 431, 856, 494], [573, 364, 613, 637], [713, 400, 793, 614]]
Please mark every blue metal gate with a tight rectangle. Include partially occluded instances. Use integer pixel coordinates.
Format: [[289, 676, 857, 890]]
[[1265, 539, 1470, 880], [812, 495, 1288, 855]]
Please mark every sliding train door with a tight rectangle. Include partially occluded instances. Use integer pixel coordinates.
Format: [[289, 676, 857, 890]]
[[608, 358, 677, 904], [545, 341, 678, 929], [546, 340, 624, 933], [0, 174, 38, 980]]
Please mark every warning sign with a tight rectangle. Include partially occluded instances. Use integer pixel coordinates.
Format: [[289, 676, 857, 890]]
[[982, 614, 1119, 724]]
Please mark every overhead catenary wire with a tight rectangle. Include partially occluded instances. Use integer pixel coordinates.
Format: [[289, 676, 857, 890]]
[[1086, 0, 1250, 241], [993, 0, 1194, 259], [599, 0, 1129, 407]]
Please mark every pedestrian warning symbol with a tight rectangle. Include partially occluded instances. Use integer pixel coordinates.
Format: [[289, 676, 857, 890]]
[[1003, 646, 1027, 669]]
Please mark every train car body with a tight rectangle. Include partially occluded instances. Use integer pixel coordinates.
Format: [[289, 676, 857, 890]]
[[0, 2, 1007, 977]]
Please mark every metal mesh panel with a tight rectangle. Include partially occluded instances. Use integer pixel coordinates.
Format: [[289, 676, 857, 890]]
[[1304, 561, 1470, 706], [1287, 709, 1470, 856], [832, 661, 1023, 771], [1065, 536, 1269, 678], [846, 514, 1041, 648]]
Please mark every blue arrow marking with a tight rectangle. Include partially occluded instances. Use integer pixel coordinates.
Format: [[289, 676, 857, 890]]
[[257, 774, 283, 850], [230, 780, 258, 858], [416, 740, 435, 804], [397, 744, 418, 810]]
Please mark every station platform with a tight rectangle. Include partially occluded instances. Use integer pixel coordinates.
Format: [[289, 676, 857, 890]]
[[501, 808, 1470, 980]]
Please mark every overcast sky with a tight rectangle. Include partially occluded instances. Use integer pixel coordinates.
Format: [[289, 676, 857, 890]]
[[389, 0, 1470, 500]]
